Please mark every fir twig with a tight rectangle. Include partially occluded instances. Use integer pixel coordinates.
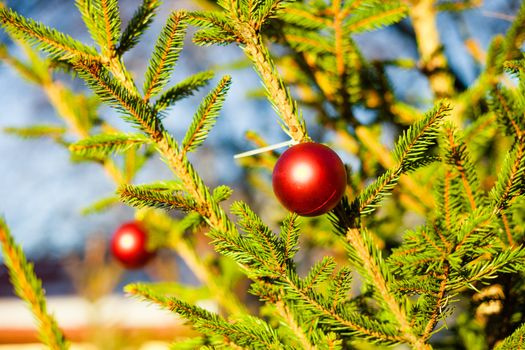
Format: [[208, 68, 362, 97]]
[[126, 283, 283, 349], [69, 133, 151, 160], [495, 322, 525, 349], [154, 70, 215, 112], [118, 183, 201, 213], [345, 227, 424, 347], [4, 125, 66, 140], [0, 7, 100, 62], [490, 138, 525, 214], [143, 10, 188, 100], [118, 0, 161, 55], [92, 0, 121, 57], [182, 76, 232, 155], [0, 218, 69, 350], [443, 125, 482, 211], [356, 100, 451, 216]]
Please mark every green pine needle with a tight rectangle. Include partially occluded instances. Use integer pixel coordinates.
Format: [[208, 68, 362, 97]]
[[0, 218, 69, 350], [182, 76, 232, 154], [143, 11, 188, 100]]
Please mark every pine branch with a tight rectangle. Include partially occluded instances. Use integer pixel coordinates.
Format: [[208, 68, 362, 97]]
[[240, 29, 308, 142], [394, 101, 451, 171], [344, 227, 423, 346], [126, 283, 283, 349], [71, 58, 164, 139], [232, 201, 285, 271], [154, 70, 215, 112], [355, 101, 450, 217], [344, 1, 407, 34], [181, 76, 231, 154], [212, 184, 233, 202], [495, 322, 525, 349], [502, 0, 525, 60], [303, 257, 336, 290], [81, 195, 120, 215], [281, 271, 403, 344], [272, 299, 319, 350], [168, 233, 249, 316], [252, 0, 289, 29], [188, 11, 239, 46], [75, 0, 99, 50], [4, 125, 66, 140], [0, 219, 69, 350], [280, 213, 300, 261], [190, 8, 308, 142], [143, 11, 188, 100], [280, 27, 333, 54], [443, 125, 483, 211], [72, 46, 238, 245], [69, 133, 151, 160], [489, 86, 524, 138], [211, 227, 282, 279], [92, 0, 121, 57], [278, 3, 328, 29], [490, 138, 525, 214], [118, 0, 161, 55], [118, 183, 201, 213], [0, 7, 100, 61]]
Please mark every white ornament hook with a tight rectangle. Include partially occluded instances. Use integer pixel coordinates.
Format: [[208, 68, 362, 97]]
[[234, 139, 298, 159]]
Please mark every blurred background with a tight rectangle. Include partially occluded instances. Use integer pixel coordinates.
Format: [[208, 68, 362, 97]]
[[0, 0, 521, 348]]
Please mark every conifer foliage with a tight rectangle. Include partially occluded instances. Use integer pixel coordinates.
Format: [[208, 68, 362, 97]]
[[1, 0, 525, 349]]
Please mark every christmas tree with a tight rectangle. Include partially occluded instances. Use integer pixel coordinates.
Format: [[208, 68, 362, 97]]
[[1, 0, 525, 348]]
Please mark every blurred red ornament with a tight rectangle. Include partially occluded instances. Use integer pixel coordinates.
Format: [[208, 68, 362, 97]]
[[110, 221, 155, 269], [272, 142, 347, 217]]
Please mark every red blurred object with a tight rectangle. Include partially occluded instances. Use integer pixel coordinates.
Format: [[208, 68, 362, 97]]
[[272, 142, 347, 217], [110, 221, 155, 269]]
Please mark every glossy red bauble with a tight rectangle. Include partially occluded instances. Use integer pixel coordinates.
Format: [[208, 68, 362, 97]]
[[110, 221, 155, 269], [272, 142, 347, 217]]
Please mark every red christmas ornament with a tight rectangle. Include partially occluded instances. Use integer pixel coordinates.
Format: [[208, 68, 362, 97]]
[[272, 142, 347, 217], [110, 221, 155, 269]]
